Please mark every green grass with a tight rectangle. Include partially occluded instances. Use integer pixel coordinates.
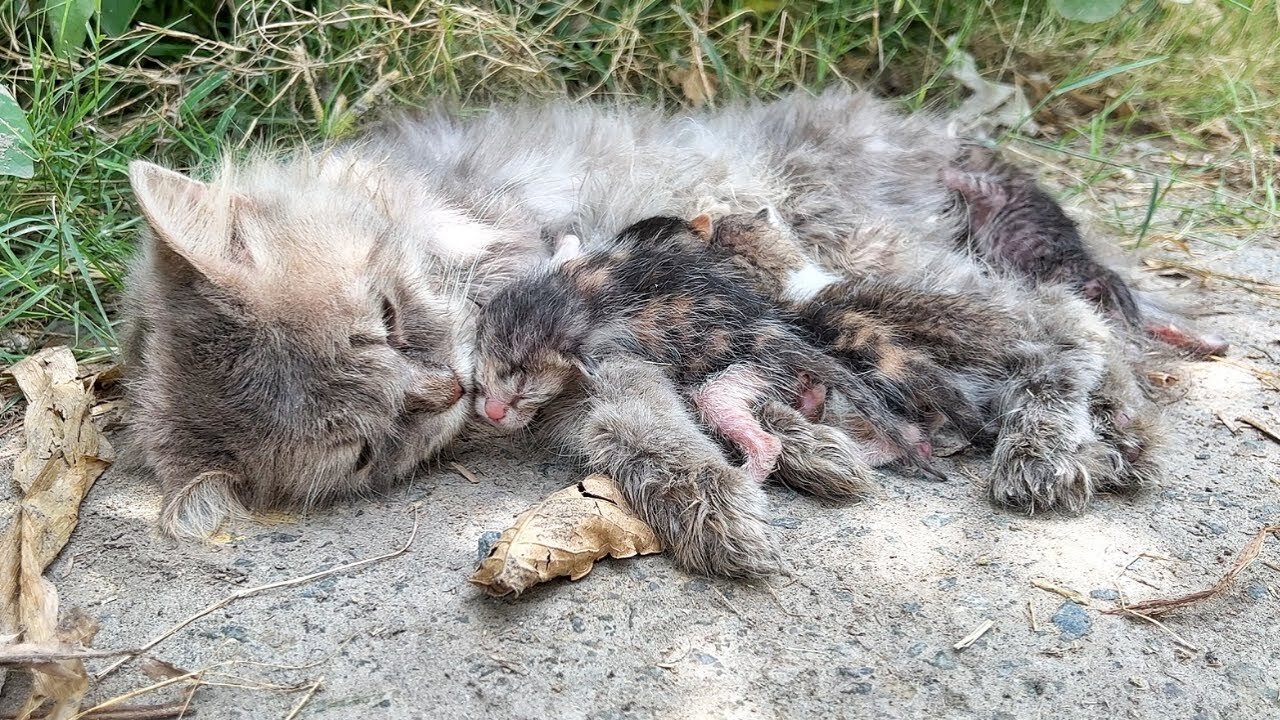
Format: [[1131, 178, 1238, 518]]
[[1, 0, 1278, 366]]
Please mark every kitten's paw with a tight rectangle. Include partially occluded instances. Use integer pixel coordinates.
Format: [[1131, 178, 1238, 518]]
[[758, 401, 874, 499]]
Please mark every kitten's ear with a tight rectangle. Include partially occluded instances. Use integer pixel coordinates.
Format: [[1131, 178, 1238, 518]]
[[129, 161, 251, 287], [572, 354, 601, 378], [689, 214, 713, 241], [755, 205, 784, 229]]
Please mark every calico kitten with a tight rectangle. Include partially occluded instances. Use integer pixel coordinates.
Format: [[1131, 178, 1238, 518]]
[[473, 217, 940, 494], [702, 210, 1161, 512], [942, 145, 1228, 357]]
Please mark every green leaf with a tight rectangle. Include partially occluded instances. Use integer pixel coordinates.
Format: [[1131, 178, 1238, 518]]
[[44, 0, 95, 58], [1051, 0, 1125, 23], [99, 0, 141, 36], [0, 85, 35, 179]]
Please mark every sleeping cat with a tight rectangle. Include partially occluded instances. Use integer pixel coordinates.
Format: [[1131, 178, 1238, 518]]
[[700, 210, 1159, 511], [122, 88, 1208, 577]]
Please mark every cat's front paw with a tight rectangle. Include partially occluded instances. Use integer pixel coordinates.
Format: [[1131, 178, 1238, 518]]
[[989, 439, 1097, 513], [666, 465, 783, 578]]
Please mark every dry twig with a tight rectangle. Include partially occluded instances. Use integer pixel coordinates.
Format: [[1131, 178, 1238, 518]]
[[1105, 525, 1280, 617], [95, 510, 419, 680]]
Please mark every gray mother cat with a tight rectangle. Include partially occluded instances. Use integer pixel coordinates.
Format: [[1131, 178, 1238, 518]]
[[122, 88, 1181, 577]]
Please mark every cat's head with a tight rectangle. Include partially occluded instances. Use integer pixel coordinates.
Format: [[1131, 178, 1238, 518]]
[[472, 271, 593, 432], [124, 157, 477, 537]]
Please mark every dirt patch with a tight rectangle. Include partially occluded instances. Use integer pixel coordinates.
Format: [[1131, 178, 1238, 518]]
[[2, 168, 1277, 719]]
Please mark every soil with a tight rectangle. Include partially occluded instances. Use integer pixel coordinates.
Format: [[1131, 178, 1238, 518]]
[[2, 141, 1278, 719]]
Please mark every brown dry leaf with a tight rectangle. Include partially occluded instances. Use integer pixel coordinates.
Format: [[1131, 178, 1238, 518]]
[[470, 474, 663, 597], [1, 347, 114, 715], [668, 63, 716, 107]]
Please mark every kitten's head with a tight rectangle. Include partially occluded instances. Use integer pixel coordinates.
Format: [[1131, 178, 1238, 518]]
[[125, 158, 476, 537], [699, 208, 809, 296], [472, 272, 593, 432]]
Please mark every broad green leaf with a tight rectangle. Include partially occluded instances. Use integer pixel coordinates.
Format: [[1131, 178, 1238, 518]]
[[99, 0, 141, 36], [0, 85, 35, 179], [1051, 0, 1125, 23], [44, 0, 95, 58]]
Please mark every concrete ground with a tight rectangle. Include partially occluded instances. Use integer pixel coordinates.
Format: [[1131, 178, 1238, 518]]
[[2, 147, 1278, 720]]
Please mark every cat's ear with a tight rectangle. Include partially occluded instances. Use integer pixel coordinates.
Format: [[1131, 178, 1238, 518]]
[[129, 161, 251, 287], [689, 213, 713, 241]]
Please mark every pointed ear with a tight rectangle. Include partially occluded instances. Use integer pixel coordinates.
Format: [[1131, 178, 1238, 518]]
[[572, 353, 601, 378], [129, 161, 250, 286], [755, 205, 784, 229], [689, 214, 713, 241]]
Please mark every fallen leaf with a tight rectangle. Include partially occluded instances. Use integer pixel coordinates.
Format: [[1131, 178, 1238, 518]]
[[1, 347, 114, 713], [947, 41, 1039, 138], [470, 475, 663, 597], [668, 56, 716, 108]]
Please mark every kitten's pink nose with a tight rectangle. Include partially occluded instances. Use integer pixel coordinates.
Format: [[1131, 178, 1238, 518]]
[[483, 398, 508, 422]]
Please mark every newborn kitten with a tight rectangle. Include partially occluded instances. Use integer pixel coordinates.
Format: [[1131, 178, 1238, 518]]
[[702, 210, 1160, 512], [473, 217, 938, 491], [942, 145, 1228, 357]]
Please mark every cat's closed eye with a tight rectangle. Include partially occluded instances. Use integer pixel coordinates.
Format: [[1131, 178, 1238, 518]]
[[349, 295, 403, 349], [353, 440, 374, 473]]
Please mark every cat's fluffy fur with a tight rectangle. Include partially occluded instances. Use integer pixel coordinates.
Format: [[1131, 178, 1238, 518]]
[[124, 88, 1179, 576]]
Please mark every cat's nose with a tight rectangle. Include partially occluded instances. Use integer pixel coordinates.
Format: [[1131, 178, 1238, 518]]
[[483, 398, 508, 422], [447, 377, 464, 405], [407, 370, 466, 412]]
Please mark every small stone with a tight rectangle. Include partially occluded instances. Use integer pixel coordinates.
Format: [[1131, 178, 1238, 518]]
[[220, 625, 249, 642], [684, 578, 709, 593], [694, 652, 721, 667], [927, 651, 956, 670], [902, 600, 923, 615], [1194, 452, 1210, 460], [770, 516, 802, 529], [264, 532, 299, 544], [1129, 675, 1148, 689], [907, 641, 928, 657], [922, 513, 954, 529], [842, 682, 872, 695], [570, 615, 586, 633], [1163, 681, 1184, 697], [1089, 588, 1120, 601], [1051, 601, 1091, 641], [1244, 582, 1269, 601], [376, 699, 391, 708], [1199, 518, 1228, 536], [476, 530, 502, 561], [937, 576, 958, 591]]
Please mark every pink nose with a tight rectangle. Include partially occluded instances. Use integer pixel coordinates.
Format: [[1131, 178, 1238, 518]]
[[483, 398, 508, 422]]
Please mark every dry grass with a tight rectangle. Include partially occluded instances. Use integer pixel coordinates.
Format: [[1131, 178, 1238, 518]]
[[0, 0, 1277, 363]]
